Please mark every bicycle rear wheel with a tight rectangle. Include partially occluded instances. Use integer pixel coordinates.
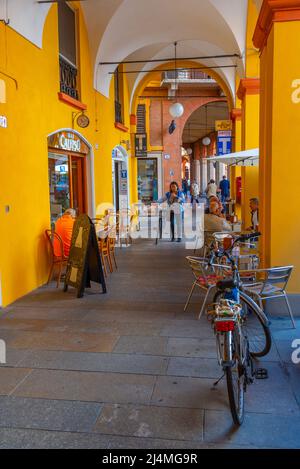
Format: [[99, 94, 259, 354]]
[[224, 331, 245, 425], [213, 290, 271, 357]]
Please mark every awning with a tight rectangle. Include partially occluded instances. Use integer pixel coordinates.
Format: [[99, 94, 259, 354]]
[[206, 148, 259, 166]]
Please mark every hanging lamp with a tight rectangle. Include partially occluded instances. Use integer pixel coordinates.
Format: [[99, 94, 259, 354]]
[[169, 42, 184, 119], [202, 105, 211, 146]]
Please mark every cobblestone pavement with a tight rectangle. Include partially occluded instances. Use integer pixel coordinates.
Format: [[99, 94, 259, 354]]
[[0, 240, 299, 449]]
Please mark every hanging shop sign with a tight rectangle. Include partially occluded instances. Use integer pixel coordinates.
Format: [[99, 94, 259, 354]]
[[0, 115, 7, 128], [120, 170, 128, 195], [215, 120, 232, 132], [48, 131, 89, 154], [217, 136, 232, 155], [218, 130, 232, 138], [135, 133, 147, 157]]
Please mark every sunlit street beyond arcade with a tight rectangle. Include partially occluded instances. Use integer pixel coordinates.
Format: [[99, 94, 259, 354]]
[[1, 0, 300, 451]]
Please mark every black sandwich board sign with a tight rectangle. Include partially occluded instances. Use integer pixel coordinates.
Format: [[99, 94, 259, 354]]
[[63, 214, 106, 298]]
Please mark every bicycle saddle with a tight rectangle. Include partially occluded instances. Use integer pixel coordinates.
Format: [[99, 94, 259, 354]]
[[216, 278, 237, 290]]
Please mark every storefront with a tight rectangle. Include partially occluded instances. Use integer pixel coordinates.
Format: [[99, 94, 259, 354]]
[[137, 153, 162, 204], [48, 130, 92, 222]]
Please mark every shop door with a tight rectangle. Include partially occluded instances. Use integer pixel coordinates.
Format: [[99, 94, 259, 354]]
[[71, 156, 85, 215], [48, 152, 86, 222]]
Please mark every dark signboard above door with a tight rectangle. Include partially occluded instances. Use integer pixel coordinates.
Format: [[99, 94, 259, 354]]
[[135, 133, 147, 157]]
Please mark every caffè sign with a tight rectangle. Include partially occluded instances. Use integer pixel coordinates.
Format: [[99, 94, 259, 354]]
[[48, 131, 89, 155]]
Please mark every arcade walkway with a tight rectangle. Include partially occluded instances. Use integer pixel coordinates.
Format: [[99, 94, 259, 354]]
[[0, 240, 300, 449]]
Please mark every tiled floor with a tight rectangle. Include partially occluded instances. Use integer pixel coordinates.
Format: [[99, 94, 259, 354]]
[[0, 240, 299, 449]]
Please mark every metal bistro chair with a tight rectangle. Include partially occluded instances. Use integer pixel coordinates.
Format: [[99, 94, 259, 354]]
[[184, 256, 230, 319], [243, 265, 296, 328], [45, 229, 68, 288]]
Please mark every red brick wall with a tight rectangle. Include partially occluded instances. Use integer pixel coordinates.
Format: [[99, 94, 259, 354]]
[[150, 100, 162, 146], [161, 96, 226, 192]]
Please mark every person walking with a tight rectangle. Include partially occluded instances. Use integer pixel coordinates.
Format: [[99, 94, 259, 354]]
[[205, 179, 218, 200], [219, 175, 230, 203], [190, 179, 200, 204], [158, 181, 185, 242]]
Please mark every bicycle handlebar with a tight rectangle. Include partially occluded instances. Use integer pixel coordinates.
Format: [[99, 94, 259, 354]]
[[235, 232, 261, 244], [207, 232, 261, 267]]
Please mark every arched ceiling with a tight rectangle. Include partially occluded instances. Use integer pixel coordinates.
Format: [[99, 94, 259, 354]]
[[83, 0, 249, 102], [5, 0, 253, 104]]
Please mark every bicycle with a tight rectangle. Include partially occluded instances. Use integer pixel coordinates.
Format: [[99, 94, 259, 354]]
[[207, 232, 271, 425]]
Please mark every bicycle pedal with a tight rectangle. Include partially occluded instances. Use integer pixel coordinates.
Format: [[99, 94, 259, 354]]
[[254, 368, 268, 380]]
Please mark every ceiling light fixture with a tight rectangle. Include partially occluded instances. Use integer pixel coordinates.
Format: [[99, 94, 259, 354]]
[[202, 105, 211, 146], [169, 42, 184, 119]]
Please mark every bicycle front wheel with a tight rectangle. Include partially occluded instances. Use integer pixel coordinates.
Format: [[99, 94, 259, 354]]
[[213, 290, 271, 357], [224, 331, 245, 426]]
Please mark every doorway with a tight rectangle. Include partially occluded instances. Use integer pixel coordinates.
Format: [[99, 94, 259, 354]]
[[112, 146, 129, 212], [48, 152, 86, 222]]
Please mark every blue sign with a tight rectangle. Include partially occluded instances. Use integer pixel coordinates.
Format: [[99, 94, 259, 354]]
[[217, 136, 232, 155], [121, 170, 127, 179]]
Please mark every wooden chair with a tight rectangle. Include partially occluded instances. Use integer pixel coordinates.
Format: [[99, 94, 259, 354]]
[[98, 228, 113, 276], [45, 229, 68, 288], [108, 224, 118, 269]]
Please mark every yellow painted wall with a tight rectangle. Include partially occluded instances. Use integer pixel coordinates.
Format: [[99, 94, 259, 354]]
[[239, 1, 260, 229], [0, 4, 133, 307], [259, 21, 300, 292]]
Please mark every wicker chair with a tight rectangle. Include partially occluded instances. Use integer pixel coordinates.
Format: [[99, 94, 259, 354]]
[[45, 229, 68, 288]]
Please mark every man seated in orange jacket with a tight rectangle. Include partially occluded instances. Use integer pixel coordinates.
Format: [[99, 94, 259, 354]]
[[54, 208, 76, 258]]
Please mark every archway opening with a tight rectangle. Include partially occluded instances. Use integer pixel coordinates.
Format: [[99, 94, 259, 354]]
[[182, 101, 230, 194]]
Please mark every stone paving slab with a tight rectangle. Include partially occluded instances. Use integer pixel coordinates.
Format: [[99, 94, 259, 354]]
[[84, 309, 177, 322], [1, 330, 119, 353], [2, 316, 165, 336], [94, 404, 204, 442], [204, 410, 300, 448], [0, 349, 32, 367], [0, 427, 110, 449], [167, 357, 221, 379], [0, 367, 32, 395], [19, 350, 169, 375], [0, 396, 102, 433], [13, 369, 156, 405], [107, 435, 256, 449], [151, 375, 228, 411], [113, 336, 168, 355], [166, 337, 217, 358], [274, 339, 295, 363], [286, 364, 300, 407], [1, 306, 91, 320], [160, 321, 214, 339], [244, 362, 300, 415]]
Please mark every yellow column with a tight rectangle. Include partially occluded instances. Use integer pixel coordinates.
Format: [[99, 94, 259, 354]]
[[230, 108, 242, 219], [254, 0, 300, 292], [237, 80, 260, 229]]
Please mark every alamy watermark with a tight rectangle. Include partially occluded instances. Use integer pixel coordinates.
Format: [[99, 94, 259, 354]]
[[0, 339, 6, 364], [291, 339, 300, 364], [95, 202, 205, 250], [291, 79, 300, 103]]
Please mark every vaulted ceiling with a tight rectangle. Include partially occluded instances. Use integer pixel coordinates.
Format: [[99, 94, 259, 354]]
[[3, 0, 262, 105]]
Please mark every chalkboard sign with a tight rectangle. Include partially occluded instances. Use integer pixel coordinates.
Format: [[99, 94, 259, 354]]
[[63, 214, 106, 298]]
